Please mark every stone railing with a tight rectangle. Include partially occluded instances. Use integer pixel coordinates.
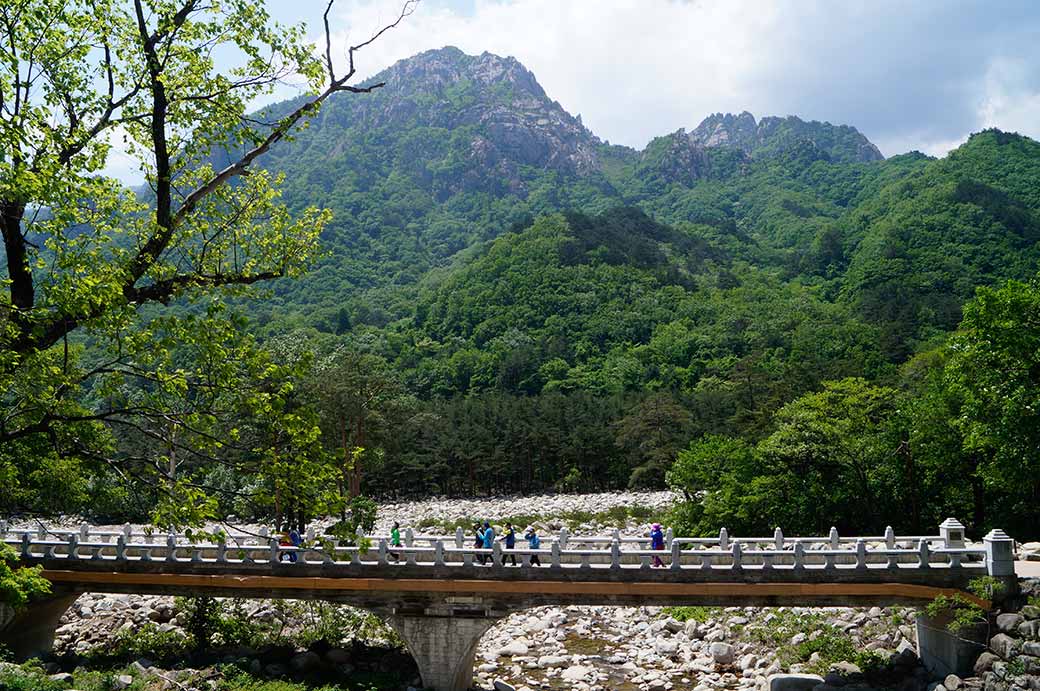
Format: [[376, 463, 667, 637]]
[[0, 518, 1016, 578]]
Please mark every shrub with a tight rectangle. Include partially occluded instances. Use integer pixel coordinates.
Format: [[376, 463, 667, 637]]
[[925, 594, 986, 635], [0, 664, 66, 691], [178, 596, 219, 650], [852, 649, 888, 675], [283, 602, 401, 649], [0, 543, 51, 609], [83, 624, 189, 664], [967, 576, 1007, 601]]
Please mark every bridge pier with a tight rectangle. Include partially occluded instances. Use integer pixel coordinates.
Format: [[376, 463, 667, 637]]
[[0, 592, 79, 660], [386, 613, 502, 691]]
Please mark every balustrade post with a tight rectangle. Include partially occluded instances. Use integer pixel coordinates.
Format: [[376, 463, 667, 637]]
[[612, 528, 620, 544], [983, 529, 1015, 577], [79, 523, 89, 543], [670, 540, 681, 570], [610, 540, 620, 569], [917, 539, 931, 568], [559, 528, 569, 550], [551, 542, 561, 568], [116, 535, 126, 560], [0, 520, 6, 536], [829, 526, 839, 549], [855, 538, 867, 569], [492, 541, 502, 567], [885, 539, 898, 569], [884, 526, 895, 549], [306, 526, 315, 542], [378, 539, 388, 565], [455, 527, 464, 548], [939, 518, 963, 549], [719, 527, 729, 550], [939, 518, 965, 549], [665, 527, 674, 548], [774, 527, 784, 550], [216, 538, 227, 563], [731, 542, 742, 571], [166, 533, 177, 562], [269, 538, 279, 564], [793, 541, 805, 570], [67, 534, 78, 559], [37, 524, 46, 540], [434, 540, 445, 567], [405, 528, 414, 548]]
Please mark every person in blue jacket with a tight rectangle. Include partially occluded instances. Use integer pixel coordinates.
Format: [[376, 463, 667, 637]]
[[650, 522, 665, 567], [501, 522, 517, 566], [524, 526, 541, 566], [481, 521, 495, 565]]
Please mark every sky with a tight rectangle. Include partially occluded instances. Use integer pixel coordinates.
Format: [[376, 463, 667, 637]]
[[104, 0, 1040, 179]]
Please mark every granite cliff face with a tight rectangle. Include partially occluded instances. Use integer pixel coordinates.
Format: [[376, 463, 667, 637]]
[[268, 47, 884, 197], [324, 46, 602, 178], [690, 111, 885, 163]]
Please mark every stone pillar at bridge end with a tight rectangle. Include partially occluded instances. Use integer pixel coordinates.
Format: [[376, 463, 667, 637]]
[[0, 592, 80, 660], [387, 614, 500, 691]]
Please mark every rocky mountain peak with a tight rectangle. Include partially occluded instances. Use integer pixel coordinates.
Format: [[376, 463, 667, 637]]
[[689, 111, 760, 149], [356, 47, 600, 177], [688, 111, 884, 163]]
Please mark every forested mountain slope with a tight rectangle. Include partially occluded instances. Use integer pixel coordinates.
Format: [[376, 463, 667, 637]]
[[210, 47, 1040, 505], [239, 47, 951, 335]]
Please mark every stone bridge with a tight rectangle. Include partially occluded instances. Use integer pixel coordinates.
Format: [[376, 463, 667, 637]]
[[0, 519, 1019, 691]]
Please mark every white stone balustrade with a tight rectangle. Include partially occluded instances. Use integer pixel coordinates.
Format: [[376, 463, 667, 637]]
[[0, 517, 1014, 578]]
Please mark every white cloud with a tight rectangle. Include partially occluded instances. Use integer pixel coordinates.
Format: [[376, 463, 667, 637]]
[[978, 57, 1040, 137], [97, 0, 1040, 183], [316, 0, 1040, 156]]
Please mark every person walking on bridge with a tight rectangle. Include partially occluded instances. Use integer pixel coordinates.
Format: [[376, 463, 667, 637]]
[[650, 523, 665, 567], [524, 526, 541, 566], [481, 521, 495, 565], [389, 521, 402, 562], [501, 522, 517, 566], [473, 523, 486, 564]]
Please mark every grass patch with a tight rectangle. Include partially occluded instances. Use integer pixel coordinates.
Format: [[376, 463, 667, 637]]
[[744, 610, 866, 675], [217, 668, 398, 691], [79, 623, 191, 667], [0, 663, 150, 691]]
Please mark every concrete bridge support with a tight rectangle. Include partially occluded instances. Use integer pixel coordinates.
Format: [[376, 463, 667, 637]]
[[0, 592, 79, 660], [387, 614, 502, 691]]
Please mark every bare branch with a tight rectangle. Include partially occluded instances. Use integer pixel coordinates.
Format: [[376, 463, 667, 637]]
[[323, 0, 336, 83]]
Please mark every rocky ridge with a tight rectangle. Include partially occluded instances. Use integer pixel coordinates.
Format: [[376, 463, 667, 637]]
[[688, 111, 884, 163]]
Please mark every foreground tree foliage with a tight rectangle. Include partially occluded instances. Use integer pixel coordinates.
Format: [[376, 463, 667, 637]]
[[668, 275, 1040, 539], [0, 0, 414, 534]]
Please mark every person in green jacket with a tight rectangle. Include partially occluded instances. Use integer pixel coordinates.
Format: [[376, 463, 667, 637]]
[[389, 521, 401, 562]]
